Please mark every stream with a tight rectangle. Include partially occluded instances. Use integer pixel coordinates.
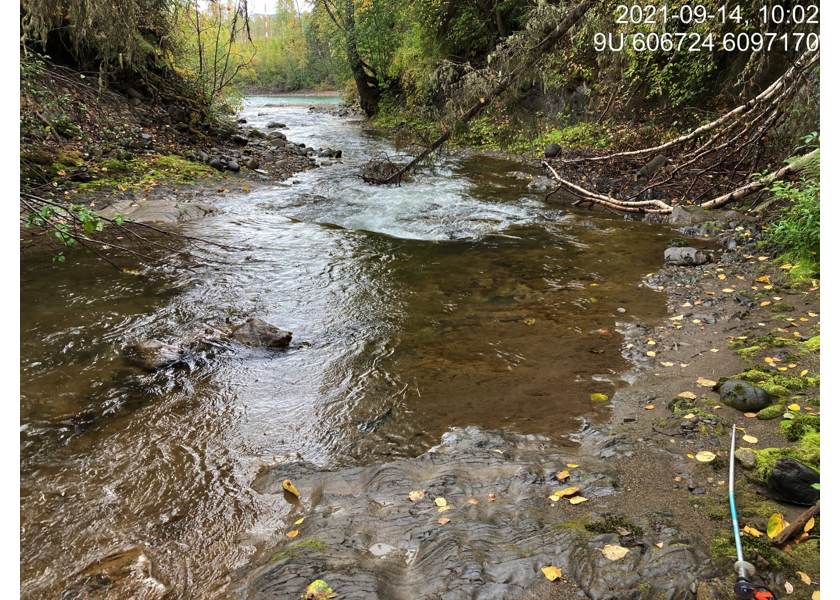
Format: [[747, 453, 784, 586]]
[[20, 96, 676, 597]]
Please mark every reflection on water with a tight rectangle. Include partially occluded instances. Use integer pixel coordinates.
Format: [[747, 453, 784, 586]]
[[20, 97, 673, 597]]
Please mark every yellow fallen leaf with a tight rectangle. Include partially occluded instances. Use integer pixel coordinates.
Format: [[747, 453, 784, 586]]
[[800, 370, 809, 377], [566, 464, 579, 468], [549, 494, 560, 502], [697, 377, 716, 387], [438, 517, 451, 524], [644, 405, 654, 410], [722, 288, 735, 293], [714, 405, 722, 409], [758, 256, 769, 262], [467, 498, 479, 505], [294, 517, 305, 525], [601, 544, 630, 560], [681, 302, 692, 307], [660, 361, 674, 367], [788, 404, 801, 412], [590, 283, 598, 287], [808, 312, 818, 317], [487, 493, 497, 501], [718, 274, 726, 280], [670, 315, 684, 321], [680, 363, 689, 368], [760, 301, 771, 307], [435, 498, 447, 507], [710, 348, 719, 353], [797, 572, 811, 585], [744, 412, 757, 418], [687, 454, 694, 459], [646, 351, 656, 357], [804, 517, 815, 533], [800, 317, 809, 322], [777, 367, 788, 372], [678, 391, 697, 400], [736, 427, 745, 431], [705, 291, 716, 296], [812, 591, 820, 600], [408, 490, 426, 502], [524, 318, 536, 325], [764, 357, 775, 364], [556, 471, 570, 481], [780, 264, 794, 270], [774, 297, 783, 301], [743, 526, 763, 537], [541, 566, 562, 581], [696, 451, 717, 462], [755, 275, 771, 283], [438, 505, 452, 513], [282, 479, 300, 497], [655, 542, 664, 548], [492, 449, 504, 454], [692, 319, 701, 324], [647, 340, 656, 345], [743, 434, 758, 444], [767, 513, 790, 539], [763, 285, 773, 290], [556, 487, 580, 497], [286, 529, 299, 538], [569, 496, 588, 505]]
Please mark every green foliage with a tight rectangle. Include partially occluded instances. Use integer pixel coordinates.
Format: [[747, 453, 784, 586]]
[[753, 432, 820, 481], [766, 176, 820, 265], [541, 123, 611, 152]]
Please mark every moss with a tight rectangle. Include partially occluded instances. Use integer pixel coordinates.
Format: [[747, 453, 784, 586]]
[[735, 369, 819, 392], [753, 335, 797, 348], [268, 538, 328, 562], [779, 415, 819, 442], [737, 346, 762, 358], [803, 335, 820, 351], [756, 405, 787, 420], [690, 494, 730, 522], [668, 237, 689, 247], [770, 302, 794, 313], [590, 393, 609, 402], [753, 432, 820, 480], [78, 154, 221, 192], [584, 515, 644, 538], [758, 384, 791, 399], [553, 516, 591, 534]]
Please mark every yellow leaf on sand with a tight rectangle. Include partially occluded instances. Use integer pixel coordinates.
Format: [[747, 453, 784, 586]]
[[760, 301, 771, 307], [655, 542, 664, 548], [660, 361, 674, 367], [492, 449, 504, 454], [566, 464, 579, 468], [812, 592, 820, 600], [767, 513, 790, 539], [692, 319, 701, 324], [569, 496, 588, 505], [696, 451, 717, 462], [764, 357, 775, 364], [408, 490, 427, 502], [549, 495, 560, 502], [797, 572, 811, 585], [646, 351, 656, 357], [697, 377, 716, 387], [467, 498, 479, 505], [524, 318, 536, 325], [718, 274, 726, 280], [710, 349, 719, 353], [601, 545, 630, 560], [678, 391, 697, 400], [687, 454, 694, 459], [294, 517, 306, 525], [755, 275, 771, 283], [556, 487, 580, 497], [722, 288, 735, 293], [644, 405, 654, 410], [438, 505, 452, 513], [788, 404, 801, 412], [282, 479, 300, 497], [487, 493, 497, 501], [556, 471, 570, 481], [742, 434, 758, 444], [808, 312, 818, 317], [743, 526, 763, 537], [744, 412, 757, 418], [435, 498, 447, 507], [541, 566, 562, 581], [286, 530, 299, 538], [438, 517, 451, 524], [758, 256, 769, 262]]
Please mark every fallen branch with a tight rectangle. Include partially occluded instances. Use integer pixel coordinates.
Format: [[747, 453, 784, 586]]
[[771, 501, 819, 547]]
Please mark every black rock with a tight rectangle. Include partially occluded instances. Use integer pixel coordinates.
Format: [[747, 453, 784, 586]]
[[719, 379, 772, 412], [334, 150, 342, 158], [229, 318, 291, 348], [266, 121, 285, 129], [226, 160, 240, 172], [232, 134, 249, 146], [208, 157, 225, 171], [244, 157, 259, 170], [197, 150, 210, 163], [544, 143, 561, 158], [767, 458, 819, 505], [238, 117, 248, 124]]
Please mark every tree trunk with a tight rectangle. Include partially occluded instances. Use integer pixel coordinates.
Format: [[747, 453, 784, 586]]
[[344, 0, 379, 116]]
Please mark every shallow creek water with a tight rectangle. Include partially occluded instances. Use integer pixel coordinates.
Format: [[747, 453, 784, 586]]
[[21, 96, 676, 596]]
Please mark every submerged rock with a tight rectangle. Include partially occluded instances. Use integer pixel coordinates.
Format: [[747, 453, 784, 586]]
[[60, 545, 168, 600], [235, 427, 716, 600], [132, 339, 183, 370], [229, 318, 292, 348]]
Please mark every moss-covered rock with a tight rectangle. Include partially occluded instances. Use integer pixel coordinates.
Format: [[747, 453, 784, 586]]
[[756, 405, 787, 420]]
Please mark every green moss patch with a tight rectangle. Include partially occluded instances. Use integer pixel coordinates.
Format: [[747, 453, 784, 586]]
[[77, 154, 220, 192], [753, 432, 820, 480], [269, 538, 328, 562], [756, 405, 787, 420]]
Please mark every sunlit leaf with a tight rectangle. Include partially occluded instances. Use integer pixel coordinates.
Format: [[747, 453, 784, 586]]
[[743, 435, 758, 444], [305, 579, 337, 599], [591, 393, 609, 402], [655, 542, 664, 548], [548, 494, 560, 502], [555, 487, 580, 497], [435, 498, 447, 507], [744, 412, 757, 418], [467, 498, 479, 505], [438, 505, 451, 513], [286, 530, 299, 538], [487, 493, 497, 501], [697, 377, 716, 387], [408, 490, 426, 502], [767, 513, 790, 538], [646, 351, 656, 357], [678, 391, 697, 400], [755, 275, 771, 283], [556, 470, 570, 481], [644, 404, 654, 410], [569, 496, 588, 505], [760, 301, 771, 307], [294, 517, 305, 525], [804, 517, 815, 532], [438, 517, 451, 524], [601, 544, 629, 560], [566, 464, 578, 468], [696, 451, 716, 462], [797, 572, 811, 585], [788, 403, 801, 412], [541, 566, 562, 581], [743, 526, 763, 537], [722, 288, 735, 293]]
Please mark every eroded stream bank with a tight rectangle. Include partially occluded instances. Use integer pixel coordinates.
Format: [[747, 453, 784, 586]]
[[22, 97, 818, 599]]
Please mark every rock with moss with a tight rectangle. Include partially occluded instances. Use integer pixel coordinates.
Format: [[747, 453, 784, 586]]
[[767, 458, 819, 505], [756, 405, 786, 420], [719, 379, 772, 412], [735, 448, 756, 469]]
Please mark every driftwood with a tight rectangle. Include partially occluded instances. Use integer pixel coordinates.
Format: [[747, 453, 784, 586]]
[[771, 501, 820, 547]]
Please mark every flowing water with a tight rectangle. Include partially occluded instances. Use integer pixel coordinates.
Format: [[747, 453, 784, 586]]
[[20, 96, 675, 597]]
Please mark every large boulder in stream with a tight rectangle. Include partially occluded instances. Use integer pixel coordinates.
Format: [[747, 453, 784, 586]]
[[232, 427, 717, 599]]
